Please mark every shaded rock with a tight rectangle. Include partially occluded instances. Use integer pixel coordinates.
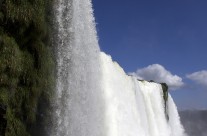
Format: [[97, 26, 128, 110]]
[[161, 83, 169, 120], [0, 104, 7, 136]]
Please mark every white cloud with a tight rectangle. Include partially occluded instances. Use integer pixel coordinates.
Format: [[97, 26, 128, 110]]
[[186, 70, 207, 87], [129, 64, 184, 90]]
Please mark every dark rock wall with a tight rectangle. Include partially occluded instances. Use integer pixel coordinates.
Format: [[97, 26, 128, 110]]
[[0, 104, 6, 135]]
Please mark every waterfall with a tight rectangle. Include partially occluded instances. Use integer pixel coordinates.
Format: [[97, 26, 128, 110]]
[[52, 0, 186, 136], [52, 0, 105, 135], [100, 53, 186, 136]]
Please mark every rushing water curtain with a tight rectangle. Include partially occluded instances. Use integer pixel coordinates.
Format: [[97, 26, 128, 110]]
[[52, 0, 186, 136]]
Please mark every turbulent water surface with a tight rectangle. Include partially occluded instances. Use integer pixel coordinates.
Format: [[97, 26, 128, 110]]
[[52, 0, 186, 136]]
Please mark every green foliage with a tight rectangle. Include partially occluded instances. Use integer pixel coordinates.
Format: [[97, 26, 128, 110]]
[[0, 35, 23, 76], [5, 108, 29, 136], [0, 88, 8, 105], [5, 0, 45, 26], [0, 0, 54, 135]]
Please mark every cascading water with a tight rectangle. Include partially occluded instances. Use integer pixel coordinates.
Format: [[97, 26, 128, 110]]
[[100, 53, 186, 136], [52, 0, 105, 135], [52, 0, 187, 136]]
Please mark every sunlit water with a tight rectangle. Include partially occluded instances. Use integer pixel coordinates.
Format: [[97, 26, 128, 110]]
[[52, 0, 186, 136]]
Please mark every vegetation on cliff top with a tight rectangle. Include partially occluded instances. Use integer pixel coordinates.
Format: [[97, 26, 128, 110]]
[[0, 0, 54, 135]]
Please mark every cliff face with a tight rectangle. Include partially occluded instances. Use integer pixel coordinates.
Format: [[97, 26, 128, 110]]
[[0, 0, 54, 135], [161, 83, 169, 120]]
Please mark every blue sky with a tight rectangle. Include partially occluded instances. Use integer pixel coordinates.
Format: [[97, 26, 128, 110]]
[[93, 0, 207, 110]]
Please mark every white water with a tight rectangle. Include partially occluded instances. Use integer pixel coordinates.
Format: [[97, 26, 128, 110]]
[[100, 53, 186, 136], [52, 0, 186, 136]]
